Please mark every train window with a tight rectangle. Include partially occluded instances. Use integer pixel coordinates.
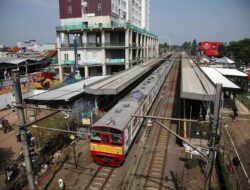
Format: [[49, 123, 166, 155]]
[[102, 135, 109, 145], [111, 134, 122, 145], [91, 132, 101, 143], [91, 127, 101, 132]]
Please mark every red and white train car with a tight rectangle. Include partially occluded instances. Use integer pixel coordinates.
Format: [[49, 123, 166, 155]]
[[89, 56, 175, 167]]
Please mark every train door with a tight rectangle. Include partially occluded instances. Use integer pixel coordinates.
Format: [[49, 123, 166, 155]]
[[101, 134, 110, 145]]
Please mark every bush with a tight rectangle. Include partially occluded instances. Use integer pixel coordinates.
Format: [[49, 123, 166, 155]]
[[186, 158, 198, 169], [237, 93, 250, 111], [216, 151, 231, 190]]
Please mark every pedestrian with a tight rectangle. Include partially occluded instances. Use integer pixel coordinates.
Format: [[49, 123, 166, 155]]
[[232, 156, 240, 170], [16, 132, 21, 142], [232, 106, 238, 121], [58, 178, 65, 190], [4, 69, 8, 80]]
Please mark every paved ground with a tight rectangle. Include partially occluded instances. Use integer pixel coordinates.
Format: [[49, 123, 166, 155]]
[[164, 123, 186, 189], [0, 108, 57, 189], [221, 98, 250, 189]]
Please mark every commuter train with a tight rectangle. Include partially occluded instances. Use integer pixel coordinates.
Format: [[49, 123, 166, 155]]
[[89, 57, 175, 167]]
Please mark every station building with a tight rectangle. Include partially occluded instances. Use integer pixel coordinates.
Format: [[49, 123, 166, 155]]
[[56, 0, 159, 82]]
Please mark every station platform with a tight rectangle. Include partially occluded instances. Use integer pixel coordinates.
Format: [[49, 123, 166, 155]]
[[181, 58, 215, 101], [84, 56, 168, 95], [180, 55, 243, 101]]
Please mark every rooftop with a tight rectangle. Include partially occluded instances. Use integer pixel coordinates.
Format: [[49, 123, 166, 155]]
[[84, 58, 162, 95], [25, 76, 107, 102]]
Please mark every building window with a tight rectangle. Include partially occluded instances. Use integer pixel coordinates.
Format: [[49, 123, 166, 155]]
[[82, 6, 87, 14], [77, 54, 81, 60], [97, 3, 101, 12], [68, 5, 72, 14], [64, 53, 69, 60]]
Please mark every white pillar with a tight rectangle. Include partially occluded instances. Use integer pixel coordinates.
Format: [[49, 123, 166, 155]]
[[102, 65, 107, 75], [85, 66, 89, 78], [136, 33, 139, 60], [130, 30, 133, 47], [125, 29, 130, 69], [82, 31, 87, 47], [101, 30, 106, 75], [57, 32, 63, 82], [65, 33, 70, 45], [140, 34, 143, 62]]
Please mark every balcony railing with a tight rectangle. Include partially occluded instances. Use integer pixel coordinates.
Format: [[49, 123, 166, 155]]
[[104, 42, 126, 47], [106, 58, 125, 64], [63, 60, 75, 64], [56, 22, 158, 39], [84, 60, 101, 65], [60, 42, 126, 48]]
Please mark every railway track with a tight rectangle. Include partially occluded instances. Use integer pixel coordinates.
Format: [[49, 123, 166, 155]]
[[84, 55, 179, 190], [121, 55, 180, 190], [84, 166, 115, 190]]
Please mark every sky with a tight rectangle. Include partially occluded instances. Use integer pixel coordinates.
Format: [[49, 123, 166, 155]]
[[0, 0, 249, 46]]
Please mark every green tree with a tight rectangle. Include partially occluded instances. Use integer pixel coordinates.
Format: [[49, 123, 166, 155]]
[[181, 41, 192, 54], [191, 39, 198, 56], [228, 38, 250, 65], [218, 43, 227, 57]]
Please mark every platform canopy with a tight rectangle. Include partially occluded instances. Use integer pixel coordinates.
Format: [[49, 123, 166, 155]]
[[84, 58, 161, 95], [215, 68, 247, 77], [201, 67, 240, 89], [181, 59, 215, 101]]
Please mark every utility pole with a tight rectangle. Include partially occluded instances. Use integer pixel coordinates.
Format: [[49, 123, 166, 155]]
[[13, 69, 35, 190], [204, 83, 222, 190]]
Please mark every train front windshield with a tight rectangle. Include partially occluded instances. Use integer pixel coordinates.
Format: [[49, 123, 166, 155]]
[[90, 127, 123, 146]]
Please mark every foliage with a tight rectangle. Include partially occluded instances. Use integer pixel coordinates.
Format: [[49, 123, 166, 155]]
[[181, 41, 192, 52], [216, 151, 231, 190], [186, 158, 198, 169], [236, 93, 250, 110], [0, 148, 14, 170], [160, 42, 169, 49], [220, 38, 250, 65], [181, 39, 198, 56], [31, 114, 69, 151], [191, 39, 198, 56], [218, 43, 228, 57]]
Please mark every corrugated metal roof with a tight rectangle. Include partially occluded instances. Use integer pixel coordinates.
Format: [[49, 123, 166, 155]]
[[181, 59, 215, 101], [84, 58, 161, 95], [215, 68, 247, 77], [0, 57, 28, 65], [25, 76, 107, 102], [201, 67, 240, 89]]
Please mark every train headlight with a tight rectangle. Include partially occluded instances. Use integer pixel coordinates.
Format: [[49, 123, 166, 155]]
[[116, 148, 120, 154]]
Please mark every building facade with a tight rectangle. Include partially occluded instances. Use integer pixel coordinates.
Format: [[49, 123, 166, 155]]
[[56, 0, 159, 81]]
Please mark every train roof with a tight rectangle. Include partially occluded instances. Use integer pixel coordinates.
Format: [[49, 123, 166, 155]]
[[93, 60, 172, 130]]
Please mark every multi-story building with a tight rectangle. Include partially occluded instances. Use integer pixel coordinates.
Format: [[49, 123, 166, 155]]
[[56, 0, 159, 81]]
